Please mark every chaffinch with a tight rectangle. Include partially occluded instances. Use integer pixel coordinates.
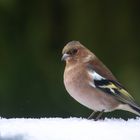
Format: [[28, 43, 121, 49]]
[[62, 41, 140, 120]]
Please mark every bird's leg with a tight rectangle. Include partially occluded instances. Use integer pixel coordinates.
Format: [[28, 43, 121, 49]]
[[88, 111, 96, 119], [95, 110, 104, 121]]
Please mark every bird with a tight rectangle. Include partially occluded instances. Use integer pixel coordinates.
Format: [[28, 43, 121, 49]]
[[62, 40, 140, 120]]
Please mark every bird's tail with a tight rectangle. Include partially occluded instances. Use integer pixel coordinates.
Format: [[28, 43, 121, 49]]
[[118, 104, 140, 116], [130, 105, 140, 116]]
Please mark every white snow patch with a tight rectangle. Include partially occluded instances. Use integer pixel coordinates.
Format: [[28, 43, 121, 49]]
[[0, 117, 140, 140]]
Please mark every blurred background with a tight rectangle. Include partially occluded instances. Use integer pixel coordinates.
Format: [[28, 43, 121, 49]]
[[0, 0, 140, 119]]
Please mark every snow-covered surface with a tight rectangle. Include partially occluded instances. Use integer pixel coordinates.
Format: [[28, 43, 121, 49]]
[[0, 117, 140, 140]]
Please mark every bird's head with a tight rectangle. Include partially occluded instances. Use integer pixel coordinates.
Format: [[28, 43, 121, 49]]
[[62, 41, 94, 63]]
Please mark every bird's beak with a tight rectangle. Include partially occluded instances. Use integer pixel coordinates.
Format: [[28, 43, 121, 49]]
[[61, 53, 70, 61]]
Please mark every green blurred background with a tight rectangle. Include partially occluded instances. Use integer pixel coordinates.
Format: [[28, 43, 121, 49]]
[[0, 0, 140, 119]]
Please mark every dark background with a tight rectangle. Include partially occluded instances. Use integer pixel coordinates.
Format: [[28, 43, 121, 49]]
[[0, 0, 140, 119]]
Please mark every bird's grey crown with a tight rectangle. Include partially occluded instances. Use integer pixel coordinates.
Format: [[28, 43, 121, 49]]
[[66, 41, 81, 46]]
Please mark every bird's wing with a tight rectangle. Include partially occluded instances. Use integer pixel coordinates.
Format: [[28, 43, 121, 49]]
[[87, 63, 139, 108], [88, 57, 117, 81]]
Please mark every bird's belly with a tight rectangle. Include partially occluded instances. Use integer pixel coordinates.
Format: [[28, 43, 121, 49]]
[[64, 75, 118, 112]]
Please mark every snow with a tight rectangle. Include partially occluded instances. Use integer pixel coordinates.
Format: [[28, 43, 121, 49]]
[[0, 117, 140, 140]]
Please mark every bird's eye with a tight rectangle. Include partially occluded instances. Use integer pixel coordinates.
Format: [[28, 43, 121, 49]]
[[68, 48, 78, 55]]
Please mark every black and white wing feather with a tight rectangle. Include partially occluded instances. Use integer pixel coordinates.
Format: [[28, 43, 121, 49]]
[[87, 64, 140, 110]]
